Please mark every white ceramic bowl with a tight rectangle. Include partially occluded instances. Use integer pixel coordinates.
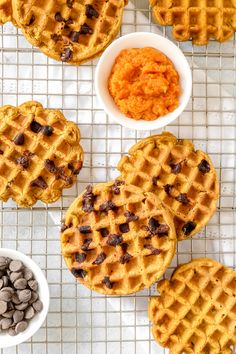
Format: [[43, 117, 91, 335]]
[[95, 32, 192, 130], [0, 248, 50, 348]]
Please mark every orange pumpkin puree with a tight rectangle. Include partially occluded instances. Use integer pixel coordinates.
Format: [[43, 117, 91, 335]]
[[108, 47, 181, 121]]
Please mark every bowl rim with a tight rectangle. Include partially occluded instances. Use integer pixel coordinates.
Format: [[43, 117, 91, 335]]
[[0, 248, 50, 348], [95, 31, 192, 131]]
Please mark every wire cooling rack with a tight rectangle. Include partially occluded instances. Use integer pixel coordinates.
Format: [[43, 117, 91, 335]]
[[0, 1, 236, 353]]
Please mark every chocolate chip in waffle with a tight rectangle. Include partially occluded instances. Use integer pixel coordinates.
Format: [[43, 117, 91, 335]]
[[150, 0, 236, 45], [0, 101, 84, 207], [117, 132, 219, 240], [149, 258, 236, 354], [12, 0, 126, 64], [61, 181, 176, 295]]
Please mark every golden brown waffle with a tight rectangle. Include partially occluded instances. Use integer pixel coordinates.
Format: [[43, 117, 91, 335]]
[[12, 0, 126, 65], [0, 0, 12, 24], [117, 132, 219, 240], [149, 258, 236, 354], [0, 101, 84, 207], [61, 181, 176, 295], [150, 0, 236, 45]]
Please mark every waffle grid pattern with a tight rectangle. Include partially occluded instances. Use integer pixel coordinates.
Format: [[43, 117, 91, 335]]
[[149, 259, 236, 354], [61, 182, 176, 295], [150, 0, 236, 45], [12, 0, 126, 64], [117, 133, 219, 240], [0, 101, 83, 206]]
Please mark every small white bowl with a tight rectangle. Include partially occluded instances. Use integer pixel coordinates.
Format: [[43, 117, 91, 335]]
[[0, 248, 50, 348], [95, 32, 192, 130]]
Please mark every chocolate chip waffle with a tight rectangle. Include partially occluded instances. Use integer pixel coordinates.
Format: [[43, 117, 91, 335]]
[[0, 0, 12, 24], [0, 101, 84, 207], [117, 132, 219, 240], [61, 181, 176, 295], [149, 258, 236, 354], [150, 0, 236, 45], [12, 0, 126, 64]]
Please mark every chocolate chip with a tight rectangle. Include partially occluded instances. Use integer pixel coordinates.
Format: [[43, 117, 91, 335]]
[[152, 176, 159, 186], [9, 260, 22, 272], [61, 47, 73, 62], [80, 23, 93, 35], [111, 180, 124, 195], [27, 15, 35, 26], [0, 149, 3, 154], [13, 133, 24, 146], [64, 17, 73, 29], [30, 120, 42, 133], [92, 252, 106, 265], [124, 211, 139, 222], [75, 253, 86, 263], [0, 301, 7, 314], [120, 253, 132, 264], [68, 160, 83, 175], [81, 238, 92, 251], [44, 159, 57, 173], [99, 201, 117, 213], [16, 156, 29, 169], [176, 193, 190, 205], [121, 243, 128, 252], [71, 268, 87, 278], [41, 125, 54, 136], [144, 244, 161, 255], [32, 300, 43, 312], [61, 223, 70, 232], [99, 228, 109, 237], [66, 0, 74, 8], [148, 218, 160, 233], [106, 234, 123, 247], [82, 185, 96, 213], [119, 223, 129, 233], [148, 218, 169, 236], [182, 221, 196, 236], [170, 162, 181, 174], [198, 159, 210, 174], [156, 224, 169, 236], [102, 276, 113, 289], [164, 184, 173, 196], [85, 4, 99, 18], [51, 33, 62, 42], [30, 176, 48, 189], [79, 225, 91, 234], [55, 12, 64, 22]]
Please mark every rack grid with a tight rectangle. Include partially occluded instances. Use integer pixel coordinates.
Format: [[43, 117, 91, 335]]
[[0, 1, 236, 353]]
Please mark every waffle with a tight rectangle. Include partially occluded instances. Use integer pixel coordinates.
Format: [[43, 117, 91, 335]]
[[61, 181, 176, 295], [12, 0, 126, 65], [149, 258, 236, 354], [117, 132, 219, 240], [0, 0, 12, 24], [150, 0, 236, 45], [0, 101, 84, 207]]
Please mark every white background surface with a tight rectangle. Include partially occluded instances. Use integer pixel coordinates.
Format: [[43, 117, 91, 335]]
[[0, 0, 236, 353]]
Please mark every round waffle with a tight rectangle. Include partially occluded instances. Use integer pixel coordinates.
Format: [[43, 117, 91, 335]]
[[149, 258, 236, 354], [61, 181, 176, 295], [12, 0, 126, 64], [117, 132, 219, 241], [150, 0, 236, 45], [0, 101, 84, 207]]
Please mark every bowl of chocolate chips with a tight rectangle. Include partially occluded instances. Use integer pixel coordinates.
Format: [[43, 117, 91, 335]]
[[0, 248, 50, 348]]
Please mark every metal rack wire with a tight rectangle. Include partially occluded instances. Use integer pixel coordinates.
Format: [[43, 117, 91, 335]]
[[0, 1, 236, 353]]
